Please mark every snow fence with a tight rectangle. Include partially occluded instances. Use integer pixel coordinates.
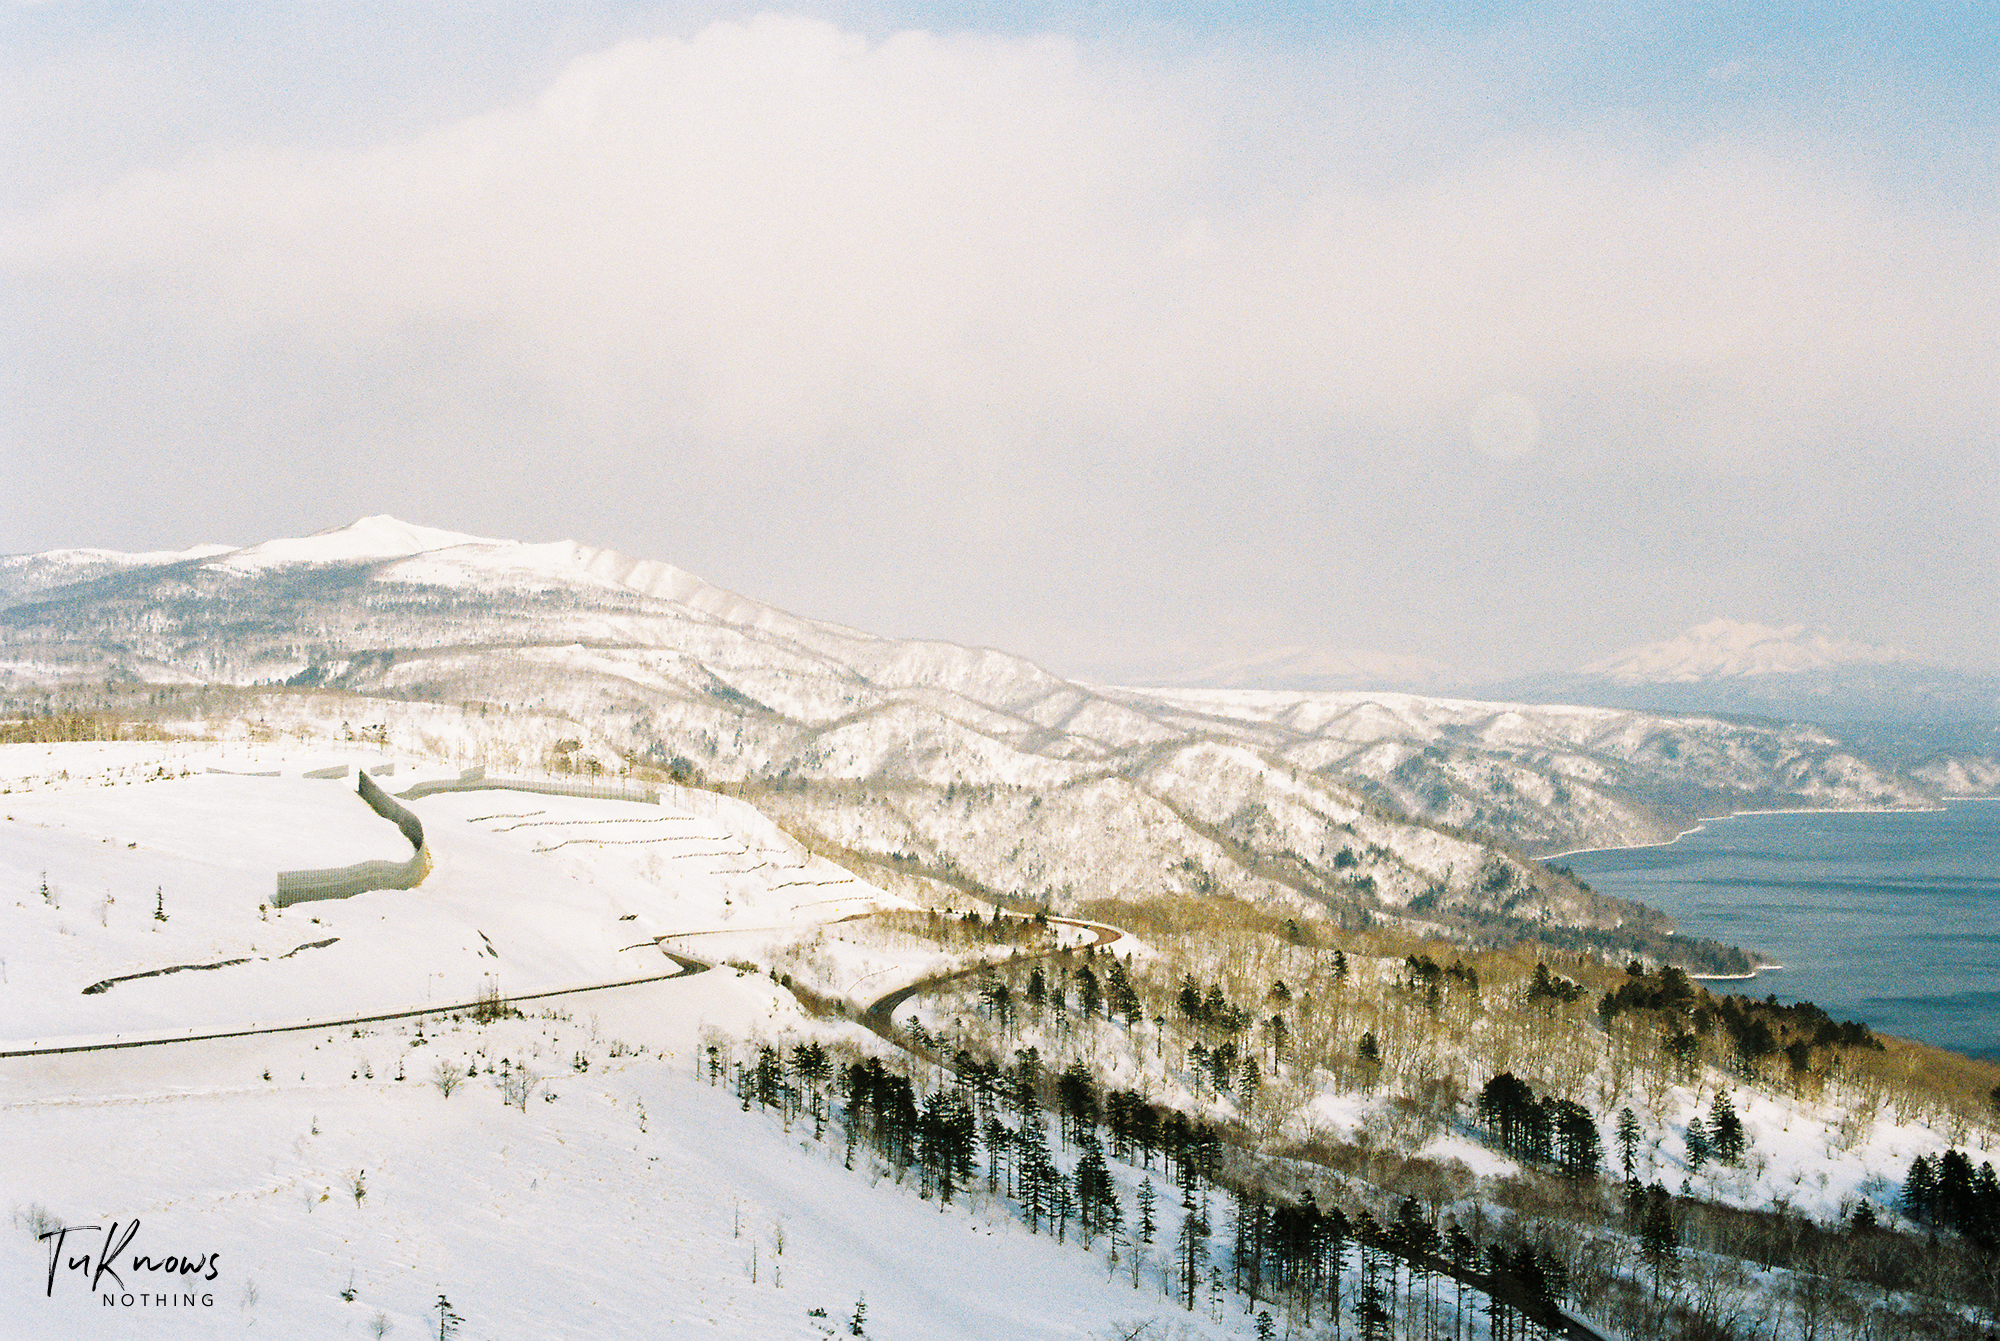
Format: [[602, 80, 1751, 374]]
[[394, 766, 659, 806], [272, 769, 431, 908]]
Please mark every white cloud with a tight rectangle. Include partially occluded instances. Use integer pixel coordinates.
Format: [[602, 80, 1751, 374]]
[[10, 15, 1993, 473], [3, 13, 1994, 671]]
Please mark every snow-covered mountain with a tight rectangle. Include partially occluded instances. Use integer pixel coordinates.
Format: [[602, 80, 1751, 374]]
[[1579, 618, 1924, 683], [0, 540, 236, 606], [1108, 619, 1999, 726], [1, 518, 1980, 966], [1479, 619, 2000, 724]]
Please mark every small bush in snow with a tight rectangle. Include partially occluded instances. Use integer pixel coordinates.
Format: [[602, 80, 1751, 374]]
[[16, 1203, 60, 1240], [500, 1067, 541, 1111]]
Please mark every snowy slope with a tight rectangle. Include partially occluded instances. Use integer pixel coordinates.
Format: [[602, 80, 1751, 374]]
[[0, 742, 906, 1047], [204, 517, 503, 575], [0, 517, 1970, 954], [0, 544, 235, 607], [1, 730, 1992, 1341], [0, 743, 1261, 1341], [0, 979, 1259, 1341]]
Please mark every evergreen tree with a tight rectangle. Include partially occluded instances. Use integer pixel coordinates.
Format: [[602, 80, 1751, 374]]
[[1010, 1047, 1042, 1125], [435, 1294, 462, 1341], [1477, 1073, 1537, 1157], [1323, 1204, 1352, 1335], [1137, 1179, 1157, 1245], [1209, 1040, 1237, 1093], [1017, 1121, 1057, 1234], [1552, 1099, 1602, 1180], [1076, 964, 1102, 1018], [1074, 1136, 1117, 1246], [1265, 1014, 1290, 1061], [919, 1089, 976, 1205], [1203, 983, 1232, 1028], [1175, 1185, 1209, 1310], [1445, 1223, 1476, 1341], [982, 1114, 1012, 1195], [1230, 1192, 1266, 1299], [1109, 959, 1142, 1028], [1637, 1185, 1678, 1299], [981, 978, 1015, 1030], [754, 1046, 783, 1111], [1685, 1115, 1712, 1174], [1617, 1107, 1642, 1180], [1176, 974, 1203, 1023], [1356, 1214, 1391, 1341], [1709, 1091, 1746, 1165], [1902, 1153, 1936, 1224], [1050, 1169, 1076, 1244], [1056, 1062, 1098, 1147]]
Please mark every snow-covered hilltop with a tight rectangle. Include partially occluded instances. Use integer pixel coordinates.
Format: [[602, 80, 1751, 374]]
[[1488, 618, 2000, 725], [1579, 618, 1924, 683], [0, 517, 1982, 968]]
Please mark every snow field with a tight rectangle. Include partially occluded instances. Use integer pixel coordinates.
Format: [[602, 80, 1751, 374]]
[[0, 742, 914, 1047], [2, 974, 1261, 1341]]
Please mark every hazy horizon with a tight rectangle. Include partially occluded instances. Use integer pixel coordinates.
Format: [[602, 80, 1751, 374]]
[[5, 3, 1995, 680]]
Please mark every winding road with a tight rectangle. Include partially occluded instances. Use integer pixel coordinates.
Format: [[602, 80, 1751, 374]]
[[860, 915, 1123, 1042]]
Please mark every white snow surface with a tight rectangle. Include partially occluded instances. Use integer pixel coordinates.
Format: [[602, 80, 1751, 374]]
[[0, 742, 908, 1047], [200, 517, 503, 574], [1, 738, 1991, 1340], [0, 991, 1247, 1341], [0, 739, 1264, 1341]]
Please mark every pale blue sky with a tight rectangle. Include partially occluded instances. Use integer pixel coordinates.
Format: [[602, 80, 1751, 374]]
[[4, 2, 1995, 677]]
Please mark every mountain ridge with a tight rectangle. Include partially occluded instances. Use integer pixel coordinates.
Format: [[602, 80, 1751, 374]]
[[5, 516, 1990, 971]]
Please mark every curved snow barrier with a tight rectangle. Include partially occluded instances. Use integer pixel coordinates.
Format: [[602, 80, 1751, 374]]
[[396, 770, 659, 806], [302, 763, 350, 780], [358, 769, 426, 849], [272, 770, 430, 908]]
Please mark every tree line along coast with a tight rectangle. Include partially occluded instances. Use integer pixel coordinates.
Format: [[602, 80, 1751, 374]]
[[694, 894, 2000, 1341]]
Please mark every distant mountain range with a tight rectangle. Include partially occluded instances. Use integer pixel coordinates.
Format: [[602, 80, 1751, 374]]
[[1154, 618, 1999, 725], [4, 517, 1994, 969], [1491, 618, 1999, 725]]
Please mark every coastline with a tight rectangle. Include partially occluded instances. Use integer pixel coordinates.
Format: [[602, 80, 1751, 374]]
[[1536, 798, 1995, 862], [1543, 800, 2000, 982], [1690, 964, 1784, 982], [1553, 799, 2000, 1057]]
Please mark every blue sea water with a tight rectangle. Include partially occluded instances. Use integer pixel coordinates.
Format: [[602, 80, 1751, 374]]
[[1558, 799, 2000, 1061]]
